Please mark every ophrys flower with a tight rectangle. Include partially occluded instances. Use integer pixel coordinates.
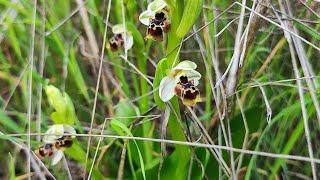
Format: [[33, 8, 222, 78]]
[[37, 124, 76, 165], [108, 24, 133, 51], [139, 0, 170, 41], [159, 60, 201, 106]]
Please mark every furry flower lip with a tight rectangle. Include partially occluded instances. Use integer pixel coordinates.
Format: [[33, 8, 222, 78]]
[[108, 24, 133, 52], [35, 124, 76, 166], [36, 136, 73, 159], [159, 60, 201, 106], [175, 76, 201, 106], [139, 0, 170, 41]]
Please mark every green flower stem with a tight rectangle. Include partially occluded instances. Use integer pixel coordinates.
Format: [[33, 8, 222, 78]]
[[204, 8, 214, 117], [137, 55, 148, 112], [131, 72, 140, 97], [137, 51, 153, 164], [126, 20, 154, 165], [165, 5, 191, 180]]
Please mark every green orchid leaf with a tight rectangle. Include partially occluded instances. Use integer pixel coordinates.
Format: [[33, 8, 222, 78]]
[[50, 112, 65, 124], [176, 0, 203, 38], [8, 153, 15, 180], [64, 92, 77, 125], [153, 58, 169, 109], [45, 85, 67, 115], [45, 85, 77, 125], [110, 120, 146, 180], [114, 99, 139, 126], [126, 22, 145, 50]]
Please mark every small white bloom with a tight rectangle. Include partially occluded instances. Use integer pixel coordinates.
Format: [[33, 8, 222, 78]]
[[139, 0, 167, 26], [41, 124, 76, 166], [43, 124, 76, 144], [159, 60, 201, 103], [109, 24, 133, 51]]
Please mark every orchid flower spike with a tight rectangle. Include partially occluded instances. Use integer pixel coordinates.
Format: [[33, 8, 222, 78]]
[[139, 0, 170, 41], [108, 24, 133, 52], [159, 60, 202, 106], [40, 124, 76, 165]]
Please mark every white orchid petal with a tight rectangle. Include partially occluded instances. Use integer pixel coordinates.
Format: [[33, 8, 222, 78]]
[[148, 0, 167, 12], [139, 10, 154, 26], [124, 33, 134, 50], [159, 76, 176, 102], [172, 60, 197, 71], [186, 69, 202, 86], [193, 79, 199, 86], [51, 150, 64, 166], [112, 24, 126, 34], [63, 125, 76, 138], [43, 124, 64, 143]]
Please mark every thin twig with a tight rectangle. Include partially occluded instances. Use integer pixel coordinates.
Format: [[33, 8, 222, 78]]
[[117, 139, 128, 180], [239, 0, 257, 68], [76, 0, 99, 57], [254, 80, 272, 125], [235, 93, 249, 173], [273, 2, 317, 178], [119, 55, 153, 86], [84, 0, 112, 178], [187, 107, 231, 176], [62, 155, 73, 180], [9, 132, 320, 165], [235, 2, 320, 52], [226, 0, 247, 95], [158, 106, 170, 180], [27, 0, 37, 178], [36, 0, 46, 142]]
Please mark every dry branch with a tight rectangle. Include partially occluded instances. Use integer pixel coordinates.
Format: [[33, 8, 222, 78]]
[[226, 0, 270, 96]]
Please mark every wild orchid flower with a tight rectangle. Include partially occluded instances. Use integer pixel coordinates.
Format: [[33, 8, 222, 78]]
[[40, 124, 76, 166], [108, 24, 133, 51], [139, 0, 170, 41], [159, 60, 202, 106]]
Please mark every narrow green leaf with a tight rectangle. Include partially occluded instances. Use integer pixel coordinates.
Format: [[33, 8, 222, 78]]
[[110, 120, 146, 180], [45, 85, 67, 115], [8, 153, 15, 180], [68, 46, 90, 103], [0, 110, 24, 133], [126, 23, 144, 50], [50, 111, 65, 124], [114, 99, 139, 126], [45, 85, 77, 125], [176, 0, 203, 38], [63, 92, 77, 125], [153, 58, 169, 109]]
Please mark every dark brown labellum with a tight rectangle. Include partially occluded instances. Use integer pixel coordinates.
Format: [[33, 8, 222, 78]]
[[38, 147, 46, 158], [179, 76, 189, 84], [59, 136, 73, 148], [146, 11, 170, 41], [55, 136, 73, 148], [182, 87, 200, 101], [62, 139, 73, 148], [175, 75, 201, 106], [109, 34, 124, 51], [34, 136, 74, 160], [147, 23, 163, 41], [36, 143, 54, 159]]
